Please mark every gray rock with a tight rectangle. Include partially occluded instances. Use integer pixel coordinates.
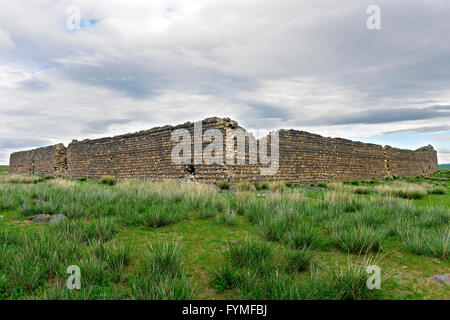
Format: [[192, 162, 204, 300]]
[[430, 274, 450, 285], [33, 198, 45, 206], [49, 214, 67, 224], [31, 214, 50, 223]]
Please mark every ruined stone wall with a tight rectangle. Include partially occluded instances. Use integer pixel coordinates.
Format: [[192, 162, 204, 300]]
[[66, 118, 239, 182], [271, 131, 438, 184], [8, 144, 67, 175], [8, 117, 438, 182], [383, 145, 438, 177]]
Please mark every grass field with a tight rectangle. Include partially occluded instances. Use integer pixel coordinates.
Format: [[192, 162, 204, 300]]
[[0, 170, 448, 300]]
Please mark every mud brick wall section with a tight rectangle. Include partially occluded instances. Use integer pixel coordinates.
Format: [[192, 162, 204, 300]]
[[8, 117, 439, 183]]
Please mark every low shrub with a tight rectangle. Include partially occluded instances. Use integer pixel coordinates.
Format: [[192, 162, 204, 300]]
[[216, 180, 230, 190], [429, 187, 446, 195], [269, 181, 286, 192], [101, 176, 117, 186], [235, 182, 252, 191], [254, 181, 269, 190]]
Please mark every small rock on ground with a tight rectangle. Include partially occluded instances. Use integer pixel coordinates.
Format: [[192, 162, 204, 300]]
[[31, 214, 51, 223], [49, 214, 67, 224], [33, 198, 45, 206], [429, 274, 450, 285]]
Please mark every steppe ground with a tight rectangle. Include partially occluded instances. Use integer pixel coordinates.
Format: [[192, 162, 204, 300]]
[[0, 165, 448, 300]]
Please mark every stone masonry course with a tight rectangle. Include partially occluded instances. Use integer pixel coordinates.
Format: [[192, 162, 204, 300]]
[[8, 117, 439, 184]]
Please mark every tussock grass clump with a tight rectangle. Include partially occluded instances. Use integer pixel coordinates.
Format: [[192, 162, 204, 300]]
[[91, 241, 132, 279], [101, 176, 117, 185], [414, 207, 449, 228], [198, 207, 215, 219], [281, 220, 324, 250], [50, 218, 118, 243], [0, 174, 41, 184], [209, 263, 239, 293], [428, 186, 446, 195], [326, 256, 384, 300], [330, 225, 383, 253], [227, 238, 274, 270], [400, 227, 449, 260], [354, 186, 371, 194], [0, 227, 91, 297], [323, 191, 364, 213], [46, 178, 77, 188], [142, 242, 182, 278], [265, 190, 308, 206], [236, 271, 298, 300], [284, 247, 315, 273], [79, 256, 112, 286], [327, 182, 348, 191], [350, 209, 389, 228], [129, 276, 196, 300], [143, 204, 187, 228], [129, 241, 197, 299], [374, 182, 428, 199], [215, 210, 237, 226], [260, 214, 292, 242]]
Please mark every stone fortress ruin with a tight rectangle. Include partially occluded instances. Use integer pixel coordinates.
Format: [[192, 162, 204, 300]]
[[8, 117, 439, 184]]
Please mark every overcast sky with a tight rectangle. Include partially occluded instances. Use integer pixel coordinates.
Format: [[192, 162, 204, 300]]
[[1, 0, 449, 164]]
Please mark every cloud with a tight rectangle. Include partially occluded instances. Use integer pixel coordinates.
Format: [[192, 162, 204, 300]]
[[1, 1, 450, 164], [382, 125, 450, 135], [83, 118, 135, 134], [438, 148, 450, 154], [0, 137, 52, 149], [321, 105, 450, 125]]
